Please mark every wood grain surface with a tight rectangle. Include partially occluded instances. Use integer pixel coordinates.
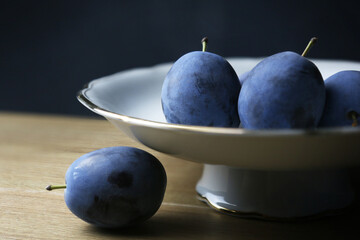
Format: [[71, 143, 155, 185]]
[[0, 112, 359, 240]]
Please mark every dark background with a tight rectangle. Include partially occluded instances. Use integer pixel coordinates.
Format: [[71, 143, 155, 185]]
[[1, 0, 360, 117]]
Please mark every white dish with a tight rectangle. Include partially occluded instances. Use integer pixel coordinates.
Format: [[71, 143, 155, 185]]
[[78, 57, 360, 171], [78, 57, 360, 219]]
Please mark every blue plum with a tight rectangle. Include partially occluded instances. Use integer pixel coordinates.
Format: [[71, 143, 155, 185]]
[[161, 40, 240, 127], [63, 146, 167, 228], [238, 71, 250, 86], [238, 51, 326, 129], [319, 70, 360, 127]]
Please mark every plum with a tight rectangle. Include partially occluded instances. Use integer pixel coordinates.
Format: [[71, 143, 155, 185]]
[[238, 38, 326, 129], [319, 70, 360, 127], [161, 37, 241, 127], [47, 146, 167, 228], [238, 71, 250, 86]]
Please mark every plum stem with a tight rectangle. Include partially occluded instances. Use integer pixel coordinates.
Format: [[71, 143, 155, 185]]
[[202, 37, 208, 52], [301, 37, 318, 57], [351, 112, 358, 127], [46, 185, 66, 191]]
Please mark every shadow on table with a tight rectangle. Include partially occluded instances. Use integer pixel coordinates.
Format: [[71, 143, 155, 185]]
[[83, 167, 360, 239], [84, 207, 359, 239]]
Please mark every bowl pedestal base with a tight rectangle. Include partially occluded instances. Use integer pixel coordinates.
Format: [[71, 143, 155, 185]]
[[196, 164, 354, 220]]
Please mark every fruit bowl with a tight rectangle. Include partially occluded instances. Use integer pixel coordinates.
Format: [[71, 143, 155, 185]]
[[78, 57, 360, 220]]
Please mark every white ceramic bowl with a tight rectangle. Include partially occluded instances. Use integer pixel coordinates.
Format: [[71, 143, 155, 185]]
[[78, 57, 360, 170], [78, 57, 360, 219]]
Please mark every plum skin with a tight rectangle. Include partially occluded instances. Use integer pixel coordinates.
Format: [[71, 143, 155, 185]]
[[319, 70, 360, 127], [238, 71, 249, 86], [64, 146, 167, 228], [161, 51, 241, 127], [238, 51, 326, 129]]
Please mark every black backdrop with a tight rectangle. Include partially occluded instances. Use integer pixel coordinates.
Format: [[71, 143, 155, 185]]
[[1, 0, 360, 116]]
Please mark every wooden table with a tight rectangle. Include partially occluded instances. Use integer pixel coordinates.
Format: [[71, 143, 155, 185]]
[[0, 112, 359, 239]]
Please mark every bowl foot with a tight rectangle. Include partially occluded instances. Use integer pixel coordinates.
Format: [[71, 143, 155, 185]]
[[196, 164, 354, 220]]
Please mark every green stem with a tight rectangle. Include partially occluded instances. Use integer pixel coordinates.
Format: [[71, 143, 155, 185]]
[[201, 37, 208, 52], [46, 185, 66, 191], [301, 37, 318, 57]]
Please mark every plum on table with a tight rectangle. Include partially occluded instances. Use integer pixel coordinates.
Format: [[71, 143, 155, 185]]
[[46, 146, 167, 228]]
